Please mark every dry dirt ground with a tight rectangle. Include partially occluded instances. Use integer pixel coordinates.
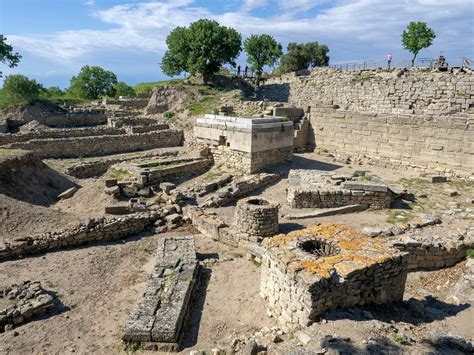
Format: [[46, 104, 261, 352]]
[[1, 151, 473, 354]]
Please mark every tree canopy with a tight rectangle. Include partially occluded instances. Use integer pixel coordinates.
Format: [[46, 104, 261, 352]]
[[401, 22, 436, 66], [69, 65, 118, 99], [114, 81, 136, 98], [2, 74, 43, 102], [278, 42, 329, 74], [0, 35, 21, 77], [244, 34, 282, 82], [161, 19, 242, 81]]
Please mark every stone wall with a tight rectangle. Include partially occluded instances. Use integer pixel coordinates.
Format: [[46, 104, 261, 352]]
[[287, 170, 392, 209], [0, 212, 161, 261], [257, 68, 474, 176], [211, 145, 292, 174], [3, 129, 184, 159], [260, 224, 408, 328], [65, 151, 180, 179], [0, 126, 127, 145], [308, 107, 473, 176]]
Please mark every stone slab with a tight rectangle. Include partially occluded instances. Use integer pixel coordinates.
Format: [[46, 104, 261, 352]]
[[286, 204, 368, 219]]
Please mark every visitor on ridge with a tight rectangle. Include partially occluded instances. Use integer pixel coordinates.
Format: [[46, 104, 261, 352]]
[[387, 53, 393, 69], [237, 65, 241, 76]]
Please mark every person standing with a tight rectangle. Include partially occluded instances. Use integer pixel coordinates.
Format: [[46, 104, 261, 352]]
[[387, 53, 393, 69], [237, 65, 241, 76]]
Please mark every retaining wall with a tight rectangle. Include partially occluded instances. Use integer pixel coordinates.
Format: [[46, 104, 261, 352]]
[[3, 129, 184, 158], [257, 68, 474, 176]]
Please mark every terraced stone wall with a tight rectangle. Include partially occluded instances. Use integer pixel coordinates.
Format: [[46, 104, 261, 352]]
[[257, 68, 474, 176], [3, 129, 184, 158]]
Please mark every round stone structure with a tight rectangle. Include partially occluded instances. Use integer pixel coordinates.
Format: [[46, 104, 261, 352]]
[[234, 197, 279, 240]]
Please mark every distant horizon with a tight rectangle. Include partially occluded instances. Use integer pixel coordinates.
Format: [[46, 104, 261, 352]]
[[2, 0, 473, 89]]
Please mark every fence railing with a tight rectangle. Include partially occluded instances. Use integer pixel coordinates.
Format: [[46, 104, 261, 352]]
[[329, 57, 472, 71]]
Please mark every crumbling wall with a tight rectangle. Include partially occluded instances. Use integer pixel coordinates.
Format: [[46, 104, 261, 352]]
[[257, 68, 474, 176], [0, 213, 161, 261], [3, 130, 184, 158]]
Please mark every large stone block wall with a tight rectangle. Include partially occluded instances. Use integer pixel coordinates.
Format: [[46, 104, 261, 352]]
[[258, 68, 473, 116], [3, 129, 184, 159], [308, 107, 473, 175], [257, 68, 474, 176]]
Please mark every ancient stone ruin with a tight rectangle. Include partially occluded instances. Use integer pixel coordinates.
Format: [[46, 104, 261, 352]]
[[1, 67, 473, 354], [194, 115, 294, 173]]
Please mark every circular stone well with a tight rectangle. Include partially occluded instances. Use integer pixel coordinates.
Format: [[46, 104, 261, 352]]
[[297, 235, 341, 258], [234, 197, 279, 238]]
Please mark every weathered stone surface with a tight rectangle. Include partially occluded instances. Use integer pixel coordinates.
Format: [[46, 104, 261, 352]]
[[234, 197, 279, 241], [0, 280, 54, 332], [431, 175, 448, 183], [57, 187, 78, 200], [287, 204, 368, 219], [160, 182, 176, 194], [287, 170, 391, 209], [122, 236, 199, 351]]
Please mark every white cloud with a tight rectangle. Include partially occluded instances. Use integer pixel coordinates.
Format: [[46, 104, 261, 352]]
[[5, 0, 473, 84]]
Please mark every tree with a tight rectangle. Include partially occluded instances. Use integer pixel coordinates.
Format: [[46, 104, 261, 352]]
[[0, 35, 21, 77], [68, 65, 117, 99], [278, 42, 329, 74], [42, 86, 64, 98], [244, 34, 282, 84], [2, 74, 43, 102], [161, 19, 242, 82], [402, 22, 436, 67], [114, 81, 136, 97]]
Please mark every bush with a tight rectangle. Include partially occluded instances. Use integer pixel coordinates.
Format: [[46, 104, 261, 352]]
[[114, 81, 136, 98], [2, 74, 43, 103]]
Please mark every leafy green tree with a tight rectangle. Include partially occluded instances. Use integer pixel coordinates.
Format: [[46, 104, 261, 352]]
[[114, 81, 136, 97], [42, 86, 64, 98], [402, 22, 436, 66], [161, 19, 242, 82], [68, 65, 117, 99], [0, 35, 21, 77], [278, 42, 329, 74], [2, 74, 43, 102], [244, 34, 282, 84]]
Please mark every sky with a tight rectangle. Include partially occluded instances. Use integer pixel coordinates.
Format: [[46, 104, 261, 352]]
[[1, 0, 473, 88]]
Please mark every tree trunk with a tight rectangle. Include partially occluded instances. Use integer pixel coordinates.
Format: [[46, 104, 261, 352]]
[[411, 53, 417, 67]]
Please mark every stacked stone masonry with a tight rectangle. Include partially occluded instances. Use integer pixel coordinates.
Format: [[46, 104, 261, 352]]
[[122, 236, 198, 351], [0, 212, 161, 261], [257, 68, 473, 176], [287, 170, 392, 209], [234, 197, 279, 241], [0, 280, 54, 332], [260, 224, 408, 329], [194, 115, 294, 174], [2, 129, 184, 159]]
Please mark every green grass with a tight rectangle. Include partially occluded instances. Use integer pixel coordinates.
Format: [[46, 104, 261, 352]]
[[109, 168, 132, 179], [466, 249, 474, 258], [133, 79, 184, 94], [185, 94, 221, 115], [386, 211, 413, 224]]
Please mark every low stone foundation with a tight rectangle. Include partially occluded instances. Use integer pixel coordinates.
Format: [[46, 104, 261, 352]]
[[260, 224, 408, 328], [122, 236, 199, 351], [0, 280, 54, 332], [0, 212, 163, 261], [3, 129, 184, 159], [234, 197, 279, 240], [201, 173, 280, 208], [287, 170, 392, 209]]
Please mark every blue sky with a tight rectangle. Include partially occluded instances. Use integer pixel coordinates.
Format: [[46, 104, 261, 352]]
[[1, 0, 473, 88]]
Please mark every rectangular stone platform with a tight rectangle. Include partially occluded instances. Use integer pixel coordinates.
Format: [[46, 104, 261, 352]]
[[122, 236, 199, 351], [287, 170, 392, 209]]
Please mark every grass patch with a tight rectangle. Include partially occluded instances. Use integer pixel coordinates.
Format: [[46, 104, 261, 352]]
[[133, 79, 184, 94], [109, 168, 132, 179], [251, 259, 262, 268], [185, 94, 221, 115], [45, 280, 56, 288], [466, 249, 474, 258], [386, 211, 413, 224]]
